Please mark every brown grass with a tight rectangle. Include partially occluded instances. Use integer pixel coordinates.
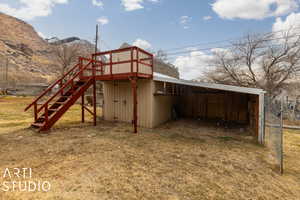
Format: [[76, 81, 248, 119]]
[[0, 97, 299, 200]]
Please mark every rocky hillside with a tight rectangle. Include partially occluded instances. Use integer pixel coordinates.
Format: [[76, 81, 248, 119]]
[[0, 13, 96, 86], [0, 13, 59, 84]]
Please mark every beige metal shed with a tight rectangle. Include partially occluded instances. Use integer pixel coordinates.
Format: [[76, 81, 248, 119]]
[[102, 72, 266, 143]]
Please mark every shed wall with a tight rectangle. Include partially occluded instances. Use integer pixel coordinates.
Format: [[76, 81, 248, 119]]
[[103, 79, 153, 128], [178, 89, 249, 123]]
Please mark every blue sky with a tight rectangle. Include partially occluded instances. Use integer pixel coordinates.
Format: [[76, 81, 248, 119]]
[[1, 0, 300, 79]]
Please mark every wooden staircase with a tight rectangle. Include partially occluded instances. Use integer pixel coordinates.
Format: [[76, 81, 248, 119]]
[[25, 57, 98, 131], [25, 46, 154, 133]]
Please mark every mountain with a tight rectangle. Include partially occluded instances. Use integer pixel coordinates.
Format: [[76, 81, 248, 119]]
[[0, 12, 58, 84], [0, 13, 96, 85]]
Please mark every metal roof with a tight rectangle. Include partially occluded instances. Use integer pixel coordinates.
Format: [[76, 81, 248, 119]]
[[153, 73, 265, 95]]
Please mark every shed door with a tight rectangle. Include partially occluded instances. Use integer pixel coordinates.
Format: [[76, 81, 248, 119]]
[[113, 81, 132, 123]]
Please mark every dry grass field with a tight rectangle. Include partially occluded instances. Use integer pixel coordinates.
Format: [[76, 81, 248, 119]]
[[0, 97, 299, 200]]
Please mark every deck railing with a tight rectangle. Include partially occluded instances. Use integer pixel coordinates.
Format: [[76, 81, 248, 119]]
[[87, 46, 154, 79]]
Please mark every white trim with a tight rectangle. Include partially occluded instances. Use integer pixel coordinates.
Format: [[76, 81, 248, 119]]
[[153, 76, 265, 95], [258, 93, 265, 144]]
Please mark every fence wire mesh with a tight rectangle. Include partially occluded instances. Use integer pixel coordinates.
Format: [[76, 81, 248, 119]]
[[264, 96, 283, 174]]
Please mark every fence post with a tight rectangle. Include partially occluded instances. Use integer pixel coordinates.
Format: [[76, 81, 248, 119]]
[[280, 97, 284, 174]]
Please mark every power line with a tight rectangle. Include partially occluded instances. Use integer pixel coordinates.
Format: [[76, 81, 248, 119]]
[[161, 26, 300, 53], [163, 33, 300, 60]]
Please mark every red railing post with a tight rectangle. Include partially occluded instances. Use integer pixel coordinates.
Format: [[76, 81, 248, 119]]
[[151, 55, 154, 78], [60, 80, 63, 96], [136, 48, 139, 76], [71, 79, 74, 94], [45, 103, 48, 124], [34, 103, 37, 121], [79, 57, 83, 79], [131, 48, 133, 73], [110, 52, 113, 77]]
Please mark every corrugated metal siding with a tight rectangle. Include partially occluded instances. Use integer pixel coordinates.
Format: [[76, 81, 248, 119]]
[[103, 79, 153, 128], [151, 81, 177, 127]]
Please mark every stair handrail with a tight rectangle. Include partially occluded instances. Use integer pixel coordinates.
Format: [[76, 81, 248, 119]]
[[36, 59, 94, 114], [25, 63, 80, 112]]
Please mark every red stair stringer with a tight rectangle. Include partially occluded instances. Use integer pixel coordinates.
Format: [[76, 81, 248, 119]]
[[38, 78, 94, 131]]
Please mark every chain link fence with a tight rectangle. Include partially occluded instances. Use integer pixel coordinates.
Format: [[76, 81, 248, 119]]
[[264, 96, 283, 174], [283, 96, 300, 122]]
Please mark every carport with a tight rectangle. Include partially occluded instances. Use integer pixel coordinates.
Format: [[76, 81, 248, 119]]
[[152, 74, 266, 143], [103, 73, 265, 143]]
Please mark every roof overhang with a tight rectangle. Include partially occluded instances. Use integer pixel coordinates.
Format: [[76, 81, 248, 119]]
[[153, 74, 265, 95]]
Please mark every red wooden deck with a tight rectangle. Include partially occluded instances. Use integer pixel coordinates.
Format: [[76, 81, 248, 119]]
[[25, 46, 153, 132]]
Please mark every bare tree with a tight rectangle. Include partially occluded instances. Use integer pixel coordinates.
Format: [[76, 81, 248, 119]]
[[205, 31, 300, 98], [156, 50, 169, 62], [53, 43, 81, 78]]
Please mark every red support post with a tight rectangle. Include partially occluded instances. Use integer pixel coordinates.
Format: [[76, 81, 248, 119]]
[[93, 79, 97, 126], [82, 93, 85, 123], [92, 54, 97, 126], [131, 78, 138, 133], [34, 103, 37, 121]]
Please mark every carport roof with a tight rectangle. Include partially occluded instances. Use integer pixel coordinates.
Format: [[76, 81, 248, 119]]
[[153, 72, 265, 95]]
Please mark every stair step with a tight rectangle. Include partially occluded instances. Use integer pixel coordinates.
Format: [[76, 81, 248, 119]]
[[55, 101, 66, 105], [49, 108, 60, 112], [76, 81, 86, 84], [32, 122, 44, 128], [39, 115, 52, 119]]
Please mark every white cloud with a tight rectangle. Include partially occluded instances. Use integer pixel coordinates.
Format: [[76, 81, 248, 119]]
[[92, 0, 103, 7], [179, 15, 191, 29], [0, 0, 69, 21], [133, 38, 152, 49], [212, 0, 298, 20], [121, 0, 159, 11], [203, 16, 212, 20], [97, 16, 109, 25], [272, 12, 300, 42], [173, 51, 213, 80], [273, 12, 300, 32]]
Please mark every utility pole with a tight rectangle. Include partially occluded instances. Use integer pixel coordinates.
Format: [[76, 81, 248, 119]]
[[95, 24, 99, 54]]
